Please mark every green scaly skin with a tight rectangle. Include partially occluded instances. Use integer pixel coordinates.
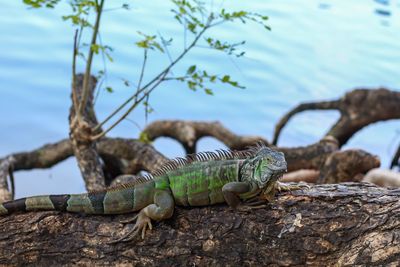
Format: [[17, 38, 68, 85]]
[[0, 145, 301, 241]]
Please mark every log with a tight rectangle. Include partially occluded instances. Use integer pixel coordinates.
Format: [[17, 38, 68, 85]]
[[0, 183, 399, 266]]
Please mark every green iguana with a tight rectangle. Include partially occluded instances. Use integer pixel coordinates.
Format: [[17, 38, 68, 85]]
[[0, 144, 302, 241]]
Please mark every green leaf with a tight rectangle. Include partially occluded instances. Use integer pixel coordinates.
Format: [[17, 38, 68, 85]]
[[135, 31, 164, 52], [187, 65, 196, 75], [105, 86, 113, 93], [91, 44, 100, 54], [187, 81, 197, 90], [105, 52, 114, 62], [179, 7, 187, 14], [23, 0, 61, 8], [139, 132, 152, 144], [123, 79, 130, 87], [204, 88, 213, 95], [222, 75, 230, 83]]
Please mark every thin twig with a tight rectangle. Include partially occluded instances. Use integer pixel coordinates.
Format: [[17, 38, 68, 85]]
[[158, 32, 173, 64], [72, 29, 79, 110], [93, 32, 108, 106], [77, 0, 105, 119], [93, 17, 213, 133], [144, 94, 150, 124], [91, 72, 168, 141], [136, 49, 148, 97], [93, 49, 147, 132]]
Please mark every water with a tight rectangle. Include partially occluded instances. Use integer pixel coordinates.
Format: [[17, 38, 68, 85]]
[[0, 0, 399, 198]]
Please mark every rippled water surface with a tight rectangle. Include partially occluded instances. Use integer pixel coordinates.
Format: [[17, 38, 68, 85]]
[[1, 0, 399, 197]]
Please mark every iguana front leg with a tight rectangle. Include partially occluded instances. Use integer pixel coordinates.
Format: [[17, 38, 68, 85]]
[[222, 182, 266, 212], [222, 182, 250, 209], [111, 190, 174, 243]]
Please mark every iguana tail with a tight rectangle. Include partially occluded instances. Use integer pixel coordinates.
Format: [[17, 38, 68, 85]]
[[0, 193, 101, 215], [0, 185, 146, 215]]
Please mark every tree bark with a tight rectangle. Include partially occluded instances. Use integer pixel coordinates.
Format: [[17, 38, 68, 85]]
[[0, 183, 399, 266], [69, 74, 105, 191]]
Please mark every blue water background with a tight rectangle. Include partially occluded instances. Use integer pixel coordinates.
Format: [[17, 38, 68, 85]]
[[0, 0, 399, 197]]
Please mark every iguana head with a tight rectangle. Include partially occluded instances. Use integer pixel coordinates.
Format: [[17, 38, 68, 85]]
[[245, 146, 287, 188]]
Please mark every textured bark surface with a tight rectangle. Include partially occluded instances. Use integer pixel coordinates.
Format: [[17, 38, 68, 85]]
[[276, 136, 339, 172], [69, 74, 105, 191], [0, 183, 399, 266], [272, 88, 400, 148], [317, 149, 381, 184]]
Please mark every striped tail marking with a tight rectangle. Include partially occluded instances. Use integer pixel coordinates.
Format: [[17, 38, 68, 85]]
[[0, 195, 72, 215]]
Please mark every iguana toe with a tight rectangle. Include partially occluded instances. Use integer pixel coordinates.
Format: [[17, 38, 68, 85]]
[[119, 213, 139, 224], [276, 181, 310, 192], [109, 211, 152, 243]]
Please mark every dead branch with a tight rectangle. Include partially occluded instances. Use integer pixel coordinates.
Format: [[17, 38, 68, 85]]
[[281, 147, 381, 185], [272, 88, 400, 148], [97, 138, 168, 185], [0, 183, 399, 266], [0, 138, 167, 190], [278, 140, 379, 184], [276, 136, 339, 172], [317, 149, 381, 184], [142, 120, 268, 154], [9, 139, 72, 170]]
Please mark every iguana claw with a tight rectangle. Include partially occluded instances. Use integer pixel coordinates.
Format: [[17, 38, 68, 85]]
[[275, 181, 310, 192], [109, 211, 152, 243]]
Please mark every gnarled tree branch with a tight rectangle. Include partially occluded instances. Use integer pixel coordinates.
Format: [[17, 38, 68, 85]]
[[0, 138, 168, 194], [276, 136, 339, 172], [142, 120, 269, 154], [273, 88, 400, 149], [317, 149, 381, 184]]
